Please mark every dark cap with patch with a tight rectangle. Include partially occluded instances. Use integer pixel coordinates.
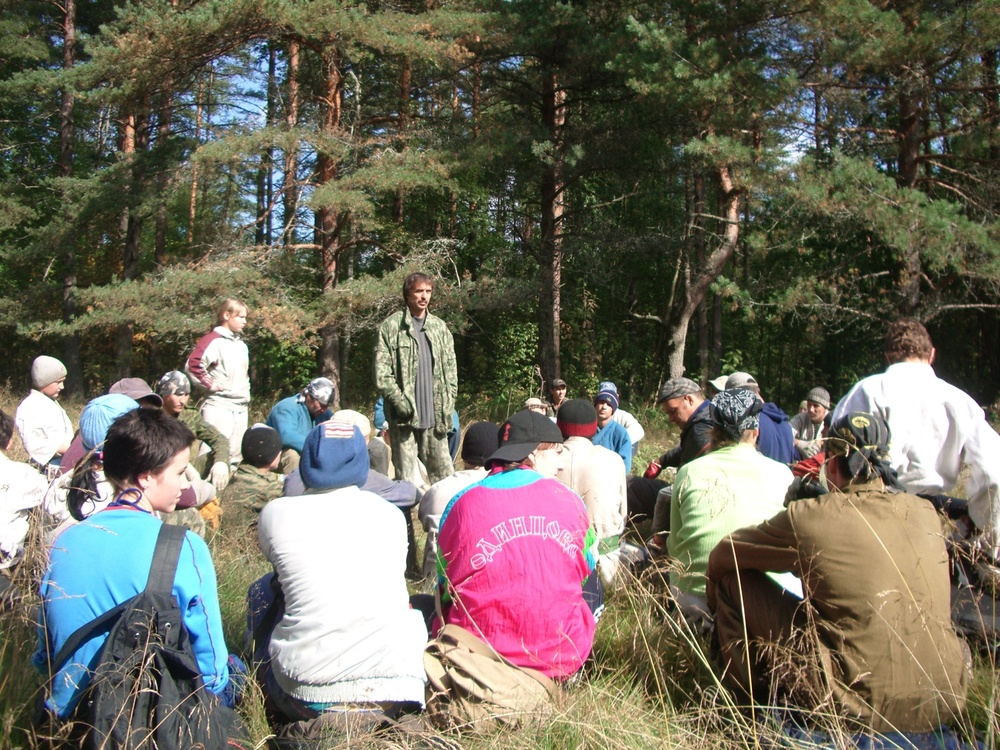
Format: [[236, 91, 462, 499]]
[[826, 411, 892, 480], [487, 409, 564, 466]]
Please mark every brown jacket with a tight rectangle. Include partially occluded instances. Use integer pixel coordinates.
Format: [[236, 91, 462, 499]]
[[708, 481, 969, 731]]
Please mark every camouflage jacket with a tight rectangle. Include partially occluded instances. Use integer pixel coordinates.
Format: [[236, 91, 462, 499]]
[[178, 406, 230, 476], [374, 307, 457, 433], [220, 463, 283, 516]]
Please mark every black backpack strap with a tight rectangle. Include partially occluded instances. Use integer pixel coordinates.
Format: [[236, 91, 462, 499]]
[[49, 600, 130, 674], [49, 523, 187, 674], [145, 523, 186, 596]]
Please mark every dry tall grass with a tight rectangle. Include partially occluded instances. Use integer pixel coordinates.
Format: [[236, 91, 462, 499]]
[[2, 388, 998, 749]]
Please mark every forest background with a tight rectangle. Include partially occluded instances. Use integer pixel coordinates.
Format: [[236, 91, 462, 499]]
[[2, 0, 1000, 415]]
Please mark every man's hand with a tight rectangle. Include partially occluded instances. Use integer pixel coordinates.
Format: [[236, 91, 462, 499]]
[[393, 397, 414, 422], [643, 460, 662, 479]]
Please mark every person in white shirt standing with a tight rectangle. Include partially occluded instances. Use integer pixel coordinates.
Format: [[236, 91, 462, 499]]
[[15, 356, 73, 478], [834, 318, 1000, 558]]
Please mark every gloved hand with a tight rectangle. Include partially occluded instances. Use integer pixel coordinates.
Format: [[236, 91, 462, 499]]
[[800, 441, 822, 459], [199, 499, 223, 530], [209, 461, 231, 492], [184, 464, 202, 484], [643, 460, 662, 479]]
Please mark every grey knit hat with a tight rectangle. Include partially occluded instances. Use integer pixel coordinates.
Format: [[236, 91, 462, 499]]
[[805, 387, 831, 409], [31, 356, 67, 389]]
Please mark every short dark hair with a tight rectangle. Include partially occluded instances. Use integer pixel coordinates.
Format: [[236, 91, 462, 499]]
[[0, 409, 13, 449], [102, 409, 195, 490], [884, 318, 933, 364], [402, 272, 433, 303]]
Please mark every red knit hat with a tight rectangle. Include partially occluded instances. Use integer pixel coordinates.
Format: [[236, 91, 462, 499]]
[[556, 399, 598, 439]]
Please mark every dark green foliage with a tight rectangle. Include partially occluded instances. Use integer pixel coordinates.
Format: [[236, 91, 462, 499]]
[[0, 0, 997, 413]]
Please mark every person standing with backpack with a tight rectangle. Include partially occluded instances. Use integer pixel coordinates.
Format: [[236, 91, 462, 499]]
[[33, 409, 236, 733]]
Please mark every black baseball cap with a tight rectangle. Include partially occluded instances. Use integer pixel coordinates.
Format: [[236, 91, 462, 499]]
[[487, 409, 564, 465]]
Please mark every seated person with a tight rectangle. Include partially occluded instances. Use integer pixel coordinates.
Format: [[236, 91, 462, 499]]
[[631, 378, 713, 528], [58, 377, 163, 475], [667, 389, 793, 628], [555, 400, 628, 586], [436, 409, 597, 679], [599, 381, 645, 456], [710, 372, 795, 464], [16, 356, 73, 478], [158, 371, 231, 495], [707, 411, 970, 733], [790, 386, 831, 459], [34, 408, 234, 721], [42, 394, 141, 540], [0, 409, 47, 597], [220, 425, 284, 529], [265, 378, 334, 474], [834, 318, 1000, 565], [283, 409, 423, 577], [418, 421, 498, 579], [592, 390, 632, 472], [524, 397, 548, 415], [254, 420, 426, 726]]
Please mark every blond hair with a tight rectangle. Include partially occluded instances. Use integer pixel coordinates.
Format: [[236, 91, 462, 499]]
[[215, 298, 248, 327]]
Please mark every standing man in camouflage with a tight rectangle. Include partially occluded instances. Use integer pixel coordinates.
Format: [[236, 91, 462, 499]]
[[374, 272, 457, 485]]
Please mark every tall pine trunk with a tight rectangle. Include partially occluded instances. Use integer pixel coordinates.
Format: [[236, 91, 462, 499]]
[[59, 0, 84, 396], [537, 70, 565, 387]]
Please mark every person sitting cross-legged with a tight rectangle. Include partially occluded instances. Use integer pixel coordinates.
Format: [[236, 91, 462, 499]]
[[436, 409, 599, 678], [265, 378, 334, 474], [251, 420, 427, 733], [666, 388, 793, 631], [417, 421, 499, 580], [220, 426, 284, 532], [707, 410, 970, 737], [34, 409, 239, 730]]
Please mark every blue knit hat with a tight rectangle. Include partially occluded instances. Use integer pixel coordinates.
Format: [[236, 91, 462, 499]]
[[299, 420, 369, 490], [594, 389, 619, 413], [80, 394, 140, 451]]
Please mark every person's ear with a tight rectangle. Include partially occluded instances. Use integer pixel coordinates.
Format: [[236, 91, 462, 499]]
[[136, 471, 151, 491], [928, 347, 936, 365]]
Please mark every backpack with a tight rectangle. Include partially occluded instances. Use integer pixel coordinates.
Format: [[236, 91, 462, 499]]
[[47, 524, 233, 749], [423, 623, 560, 732]]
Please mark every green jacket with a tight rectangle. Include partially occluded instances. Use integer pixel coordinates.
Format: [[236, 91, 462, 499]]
[[374, 307, 457, 433], [178, 405, 230, 476]]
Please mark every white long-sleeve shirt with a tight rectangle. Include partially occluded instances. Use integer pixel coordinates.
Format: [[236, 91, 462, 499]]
[[834, 361, 1000, 537]]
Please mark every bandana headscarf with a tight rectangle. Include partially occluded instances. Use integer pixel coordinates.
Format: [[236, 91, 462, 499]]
[[710, 389, 762, 441], [825, 411, 901, 488]]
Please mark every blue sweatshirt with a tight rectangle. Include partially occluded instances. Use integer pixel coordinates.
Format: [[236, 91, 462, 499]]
[[34, 509, 230, 718]]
